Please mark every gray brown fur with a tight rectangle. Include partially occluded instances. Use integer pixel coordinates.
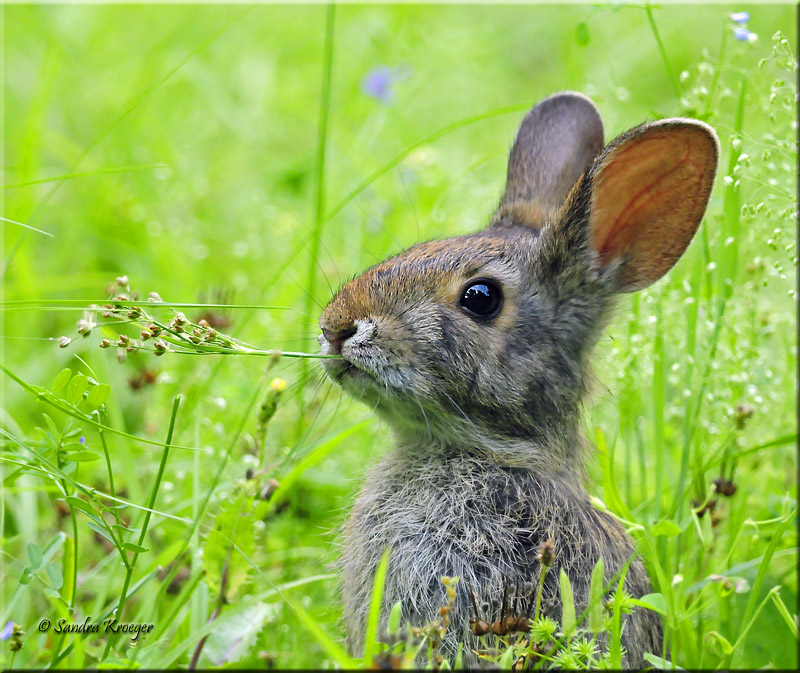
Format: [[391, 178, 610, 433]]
[[318, 92, 718, 668]]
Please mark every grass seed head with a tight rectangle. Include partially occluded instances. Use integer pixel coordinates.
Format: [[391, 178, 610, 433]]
[[153, 339, 169, 355], [9, 624, 24, 652], [536, 538, 556, 567], [734, 402, 756, 429], [76, 317, 94, 337]]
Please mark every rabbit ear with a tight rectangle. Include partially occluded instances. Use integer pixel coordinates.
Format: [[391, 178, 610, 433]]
[[587, 119, 719, 292], [500, 92, 605, 215]]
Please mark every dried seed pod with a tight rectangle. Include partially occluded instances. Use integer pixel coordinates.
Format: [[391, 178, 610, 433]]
[[259, 478, 280, 501], [501, 614, 517, 633], [713, 477, 737, 497], [469, 617, 491, 637], [513, 616, 530, 632]]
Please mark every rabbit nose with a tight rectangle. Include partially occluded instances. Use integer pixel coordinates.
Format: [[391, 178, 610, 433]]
[[322, 324, 357, 355]]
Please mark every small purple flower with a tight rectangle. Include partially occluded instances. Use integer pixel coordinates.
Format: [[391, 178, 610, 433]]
[[729, 11, 750, 24], [361, 65, 411, 105], [79, 436, 85, 444], [362, 66, 393, 103], [733, 26, 757, 42], [0, 621, 13, 640]]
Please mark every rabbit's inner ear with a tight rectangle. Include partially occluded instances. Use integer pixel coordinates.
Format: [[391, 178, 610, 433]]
[[587, 119, 719, 292], [498, 91, 604, 220]]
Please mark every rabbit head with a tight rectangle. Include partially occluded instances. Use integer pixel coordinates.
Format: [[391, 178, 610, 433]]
[[320, 92, 718, 467]]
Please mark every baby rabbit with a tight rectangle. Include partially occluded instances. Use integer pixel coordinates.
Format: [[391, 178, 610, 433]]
[[319, 92, 718, 667]]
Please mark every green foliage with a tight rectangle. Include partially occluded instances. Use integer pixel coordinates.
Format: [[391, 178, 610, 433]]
[[588, 557, 605, 634], [203, 492, 260, 602], [363, 548, 391, 664], [1, 3, 796, 670], [200, 601, 275, 667], [558, 569, 576, 640]]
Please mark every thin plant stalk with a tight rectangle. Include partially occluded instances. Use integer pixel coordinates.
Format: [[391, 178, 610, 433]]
[[672, 73, 746, 526], [98, 421, 116, 500], [52, 569, 159, 666], [101, 395, 181, 661], [299, 2, 336, 403], [145, 377, 269, 619], [534, 566, 548, 621], [644, 1, 681, 99], [652, 295, 665, 522], [704, 26, 729, 118], [188, 498, 243, 670]]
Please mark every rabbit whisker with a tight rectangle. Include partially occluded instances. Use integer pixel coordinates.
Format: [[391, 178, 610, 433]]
[[412, 390, 433, 443], [438, 386, 479, 434]]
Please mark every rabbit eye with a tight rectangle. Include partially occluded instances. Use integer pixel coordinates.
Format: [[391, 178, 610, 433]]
[[459, 279, 503, 319]]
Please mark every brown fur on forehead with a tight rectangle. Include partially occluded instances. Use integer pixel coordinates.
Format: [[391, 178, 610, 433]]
[[386, 229, 528, 273], [322, 230, 530, 328]]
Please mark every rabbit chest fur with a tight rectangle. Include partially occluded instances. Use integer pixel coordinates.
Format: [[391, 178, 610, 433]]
[[319, 92, 718, 668], [340, 445, 661, 667]]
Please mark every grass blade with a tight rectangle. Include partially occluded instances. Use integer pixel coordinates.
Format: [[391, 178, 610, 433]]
[[728, 507, 797, 666], [769, 587, 799, 640], [101, 395, 181, 661], [588, 557, 605, 634], [364, 547, 392, 664], [298, 3, 336, 402], [558, 568, 576, 640]]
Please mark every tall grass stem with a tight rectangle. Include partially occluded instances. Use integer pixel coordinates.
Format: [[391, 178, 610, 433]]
[[645, 2, 681, 99], [299, 3, 336, 403], [100, 395, 181, 661]]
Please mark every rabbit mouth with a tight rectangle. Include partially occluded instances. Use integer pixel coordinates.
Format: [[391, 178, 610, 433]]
[[323, 347, 411, 396], [320, 349, 374, 384], [318, 324, 410, 393], [333, 354, 384, 386]]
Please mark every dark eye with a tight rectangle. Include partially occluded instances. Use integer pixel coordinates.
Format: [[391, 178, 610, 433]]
[[459, 279, 503, 319]]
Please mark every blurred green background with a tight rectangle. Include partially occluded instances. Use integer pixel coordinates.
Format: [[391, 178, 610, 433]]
[[2, 3, 797, 669]]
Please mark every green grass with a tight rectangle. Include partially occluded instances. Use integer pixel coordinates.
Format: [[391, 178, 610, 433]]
[[1, 3, 797, 669]]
